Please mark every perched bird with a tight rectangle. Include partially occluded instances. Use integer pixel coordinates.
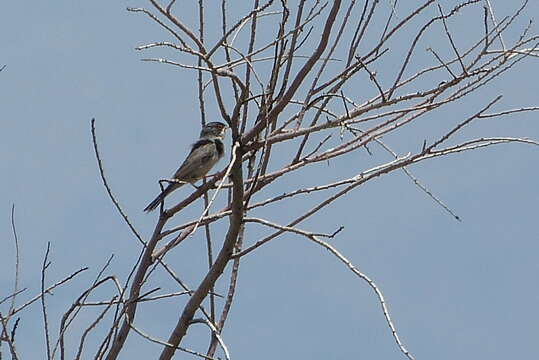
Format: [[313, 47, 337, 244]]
[[144, 122, 228, 212]]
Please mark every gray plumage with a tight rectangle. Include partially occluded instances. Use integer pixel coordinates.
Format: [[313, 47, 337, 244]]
[[144, 122, 227, 212]]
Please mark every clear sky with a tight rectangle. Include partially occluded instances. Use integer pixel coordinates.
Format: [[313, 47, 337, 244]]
[[1, 1, 538, 359]]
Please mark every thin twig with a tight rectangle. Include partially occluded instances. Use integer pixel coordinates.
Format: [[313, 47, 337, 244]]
[[372, 137, 461, 221], [0, 289, 26, 307], [41, 242, 52, 360], [437, 4, 467, 74], [244, 217, 343, 239], [484, 0, 507, 54], [427, 47, 457, 79], [9, 204, 21, 316], [477, 106, 539, 118]]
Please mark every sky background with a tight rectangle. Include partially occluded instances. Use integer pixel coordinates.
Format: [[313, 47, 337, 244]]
[[1, 1, 538, 359]]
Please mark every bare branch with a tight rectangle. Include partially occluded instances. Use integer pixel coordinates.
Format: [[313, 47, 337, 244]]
[[127, 7, 193, 50], [74, 296, 117, 360], [244, 218, 414, 360], [0, 289, 26, 308], [478, 106, 539, 118], [234, 154, 412, 258], [148, 0, 206, 53], [370, 137, 461, 221], [437, 4, 467, 74], [0, 311, 19, 360], [424, 95, 502, 153], [242, 0, 343, 144], [244, 217, 343, 239], [306, 236, 415, 360], [104, 2, 539, 359], [129, 321, 219, 360], [91, 118, 146, 246], [206, 223, 245, 357], [12, 267, 88, 316], [79, 291, 193, 306], [192, 318, 231, 360], [484, 0, 508, 54]]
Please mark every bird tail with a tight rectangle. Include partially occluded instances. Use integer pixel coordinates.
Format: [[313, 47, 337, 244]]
[[144, 186, 174, 212]]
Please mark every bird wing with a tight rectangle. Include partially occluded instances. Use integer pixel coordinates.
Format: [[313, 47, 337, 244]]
[[172, 139, 216, 181], [144, 139, 220, 212]]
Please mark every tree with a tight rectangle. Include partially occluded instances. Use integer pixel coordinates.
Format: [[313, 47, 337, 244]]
[[2, 1, 538, 359]]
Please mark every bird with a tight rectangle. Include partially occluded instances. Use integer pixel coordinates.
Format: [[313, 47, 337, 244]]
[[144, 121, 228, 212]]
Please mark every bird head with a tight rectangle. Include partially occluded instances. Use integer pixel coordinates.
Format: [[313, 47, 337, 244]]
[[200, 122, 228, 140]]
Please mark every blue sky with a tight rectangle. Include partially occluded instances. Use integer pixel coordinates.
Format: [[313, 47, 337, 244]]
[[1, 1, 539, 359]]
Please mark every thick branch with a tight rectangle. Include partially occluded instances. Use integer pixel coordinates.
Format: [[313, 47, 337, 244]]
[[159, 143, 244, 360]]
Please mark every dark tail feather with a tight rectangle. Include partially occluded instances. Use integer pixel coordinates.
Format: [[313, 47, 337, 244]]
[[144, 186, 173, 212]]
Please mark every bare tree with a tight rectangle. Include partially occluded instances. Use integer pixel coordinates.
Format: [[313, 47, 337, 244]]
[[2, 1, 539, 359]]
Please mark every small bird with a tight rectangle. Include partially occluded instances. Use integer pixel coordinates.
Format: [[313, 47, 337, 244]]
[[144, 122, 228, 212]]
